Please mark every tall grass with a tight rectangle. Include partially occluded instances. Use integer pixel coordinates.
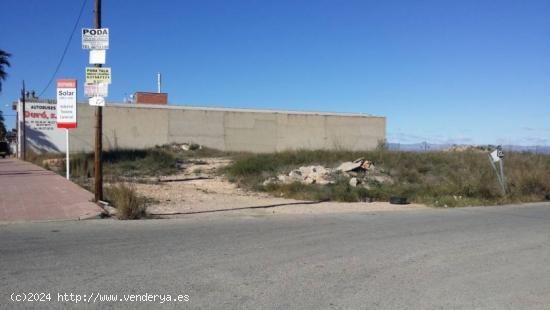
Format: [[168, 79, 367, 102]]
[[225, 149, 550, 207], [66, 148, 180, 179], [104, 183, 148, 219]]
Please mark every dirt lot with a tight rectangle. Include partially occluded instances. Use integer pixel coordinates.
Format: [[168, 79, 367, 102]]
[[133, 157, 425, 216]]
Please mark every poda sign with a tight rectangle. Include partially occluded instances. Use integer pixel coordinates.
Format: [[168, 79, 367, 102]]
[[82, 28, 109, 49]]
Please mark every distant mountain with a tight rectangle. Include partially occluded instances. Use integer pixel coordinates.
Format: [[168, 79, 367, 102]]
[[387, 143, 550, 154], [387, 143, 451, 152]]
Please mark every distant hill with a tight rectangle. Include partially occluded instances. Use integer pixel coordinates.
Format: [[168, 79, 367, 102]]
[[387, 143, 550, 154]]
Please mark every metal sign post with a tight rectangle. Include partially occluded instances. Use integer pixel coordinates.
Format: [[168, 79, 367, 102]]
[[488, 146, 506, 195], [65, 129, 70, 179], [20, 81, 26, 161], [499, 158, 507, 193]]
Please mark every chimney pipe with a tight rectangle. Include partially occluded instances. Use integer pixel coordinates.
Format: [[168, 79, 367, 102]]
[[157, 72, 161, 93]]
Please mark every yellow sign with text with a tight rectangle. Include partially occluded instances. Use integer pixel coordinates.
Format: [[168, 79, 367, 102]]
[[85, 67, 111, 84]]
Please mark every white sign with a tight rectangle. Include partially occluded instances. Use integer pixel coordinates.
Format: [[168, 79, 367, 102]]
[[89, 49, 106, 65], [497, 147, 504, 159], [89, 96, 106, 107], [84, 83, 108, 97], [490, 150, 501, 163], [56, 80, 77, 128], [22, 101, 67, 153], [82, 28, 109, 49], [24, 102, 57, 131]]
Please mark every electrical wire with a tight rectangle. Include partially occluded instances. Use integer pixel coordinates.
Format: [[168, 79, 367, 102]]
[[38, 0, 88, 97]]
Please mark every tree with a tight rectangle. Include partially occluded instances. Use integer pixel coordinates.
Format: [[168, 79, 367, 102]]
[[0, 110, 6, 141], [0, 49, 11, 92]]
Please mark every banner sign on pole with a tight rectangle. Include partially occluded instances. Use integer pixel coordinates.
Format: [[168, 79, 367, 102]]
[[84, 83, 108, 97], [56, 79, 77, 128], [86, 67, 111, 84], [82, 28, 109, 49], [89, 49, 106, 65]]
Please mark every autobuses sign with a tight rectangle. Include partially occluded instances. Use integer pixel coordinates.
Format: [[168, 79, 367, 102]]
[[24, 103, 57, 131], [56, 79, 77, 128]]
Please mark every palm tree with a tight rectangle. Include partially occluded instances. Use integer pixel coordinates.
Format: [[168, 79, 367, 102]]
[[0, 49, 11, 93], [0, 110, 6, 141]]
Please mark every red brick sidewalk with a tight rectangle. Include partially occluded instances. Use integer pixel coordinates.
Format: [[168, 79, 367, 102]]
[[0, 158, 103, 222]]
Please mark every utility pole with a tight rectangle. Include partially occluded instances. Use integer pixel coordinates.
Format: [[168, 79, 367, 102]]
[[94, 0, 103, 202], [20, 80, 26, 161]]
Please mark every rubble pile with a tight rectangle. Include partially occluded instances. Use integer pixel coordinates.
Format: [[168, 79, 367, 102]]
[[276, 165, 333, 185], [169, 142, 202, 151], [264, 158, 392, 188]]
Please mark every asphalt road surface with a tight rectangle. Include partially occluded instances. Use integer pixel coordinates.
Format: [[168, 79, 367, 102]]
[[2, 202, 550, 309]]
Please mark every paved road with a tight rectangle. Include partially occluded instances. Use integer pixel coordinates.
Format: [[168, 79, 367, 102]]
[[2, 203, 550, 309]]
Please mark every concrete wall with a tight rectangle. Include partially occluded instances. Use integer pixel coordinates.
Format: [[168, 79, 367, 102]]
[[62, 103, 385, 153]]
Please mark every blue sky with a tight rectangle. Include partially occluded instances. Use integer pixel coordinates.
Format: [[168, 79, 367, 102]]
[[1, 0, 549, 145]]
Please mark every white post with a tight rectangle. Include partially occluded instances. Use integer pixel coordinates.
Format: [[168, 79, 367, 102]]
[[488, 155, 506, 195], [499, 159, 507, 194], [17, 100, 22, 158], [157, 72, 161, 93], [66, 129, 70, 180]]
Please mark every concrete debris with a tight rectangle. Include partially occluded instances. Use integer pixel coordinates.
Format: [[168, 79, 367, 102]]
[[288, 169, 303, 181], [301, 165, 333, 185], [103, 205, 117, 216], [336, 161, 363, 172], [273, 165, 335, 185], [277, 175, 290, 183], [361, 160, 374, 170], [267, 159, 392, 187], [172, 143, 202, 151]]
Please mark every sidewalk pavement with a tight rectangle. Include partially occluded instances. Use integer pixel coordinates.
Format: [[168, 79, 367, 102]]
[[0, 158, 103, 222]]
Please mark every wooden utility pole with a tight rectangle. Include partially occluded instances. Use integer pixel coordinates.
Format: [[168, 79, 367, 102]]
[[93, 0, 103, 202]]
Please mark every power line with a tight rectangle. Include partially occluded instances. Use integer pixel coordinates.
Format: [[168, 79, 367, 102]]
[[38, 0, 88, 97]]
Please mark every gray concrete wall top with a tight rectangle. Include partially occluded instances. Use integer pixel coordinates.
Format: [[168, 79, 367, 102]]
[[100, 102, 384, 119]]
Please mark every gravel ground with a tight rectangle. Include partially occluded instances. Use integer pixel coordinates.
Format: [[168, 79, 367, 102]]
[[133, 157, 424, 216]]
